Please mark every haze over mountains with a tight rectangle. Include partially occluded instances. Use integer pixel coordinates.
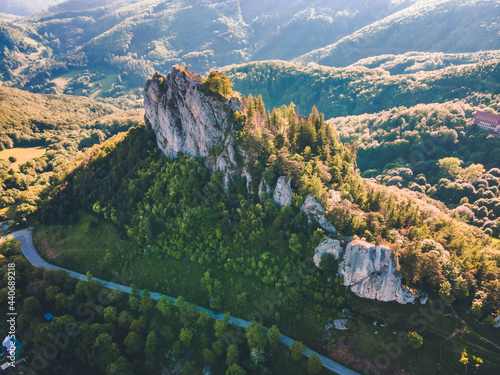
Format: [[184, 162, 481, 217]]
[[1, 0, 499, 99]]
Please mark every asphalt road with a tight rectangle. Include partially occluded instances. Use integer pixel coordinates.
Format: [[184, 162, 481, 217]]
[[9, 229, 360, 375]]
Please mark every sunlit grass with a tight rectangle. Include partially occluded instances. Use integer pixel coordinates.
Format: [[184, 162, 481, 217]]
[[0, 146, 46, 169]]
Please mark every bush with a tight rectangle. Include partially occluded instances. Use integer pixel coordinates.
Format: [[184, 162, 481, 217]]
[[408, 331, 423, 349]]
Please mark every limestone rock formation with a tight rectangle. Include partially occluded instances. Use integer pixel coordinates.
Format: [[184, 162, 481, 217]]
[[314, 238, 342, 268], [333, 319, 350, 330], [258, 179, 272, 199], [273, 176, 292, 206], [301, 195, 336, 233], [144, 66, 247, 187], [339, 240, 416, 304]]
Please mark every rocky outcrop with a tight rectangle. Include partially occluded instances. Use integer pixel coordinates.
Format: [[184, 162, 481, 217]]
[[258, 179, 272, 199], [273, 176, 292, 206], [301, 195, 336, 234], [339, 240, 416, 304], [144, 66, 247, 188], [333, 319, 349, 330], [314, 238, 342, 268]]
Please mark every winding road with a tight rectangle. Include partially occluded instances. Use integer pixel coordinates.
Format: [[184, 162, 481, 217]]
[[9, 229, 359, 375]]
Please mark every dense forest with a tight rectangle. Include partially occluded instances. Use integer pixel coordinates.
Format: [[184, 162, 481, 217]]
[[0, 87, 141, 220], [329, 101, 500, 237], [350, 51, 500, 75], [225, 59, 500, 119], [1, 238, 317, 375]]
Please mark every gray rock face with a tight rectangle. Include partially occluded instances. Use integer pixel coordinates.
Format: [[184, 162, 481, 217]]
[[258, 178, 272, 199], [273, 176, 292, 206], [339, 240, 416, 304], [314, 238, 342, 268], [301, 195, 336, 233], [333, 319, 350, 330], [144, 66, 246, 187]]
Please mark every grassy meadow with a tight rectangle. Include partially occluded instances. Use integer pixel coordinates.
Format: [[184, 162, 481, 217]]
[[0, 146, 46, 169]]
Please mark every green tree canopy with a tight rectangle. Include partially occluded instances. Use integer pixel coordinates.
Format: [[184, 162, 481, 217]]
[[203, 71, 234, 97], [308, 353, 323, 375], [290, 340, 307, 361], [245, 320, 267, 349], [267, 325, 282, 347]]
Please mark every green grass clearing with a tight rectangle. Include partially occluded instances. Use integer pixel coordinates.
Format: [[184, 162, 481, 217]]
[[93, 74, 118, 98], [0, 146, 46, 169]]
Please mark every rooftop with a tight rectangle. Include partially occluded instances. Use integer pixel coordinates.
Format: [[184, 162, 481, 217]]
[[474, 111, 500, 123]]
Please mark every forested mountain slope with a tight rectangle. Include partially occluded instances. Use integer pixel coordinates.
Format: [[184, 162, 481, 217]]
[[24, 67, 500, 374], [349, 51, 500, 75], [4, 0, 499, 99], [0, 87, 141, 219], [225, 59, 500, 119], [294, 0, 500, 67]]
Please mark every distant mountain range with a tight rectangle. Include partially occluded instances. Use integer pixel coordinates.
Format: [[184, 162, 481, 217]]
[[0, 0, 66, 17], [0, 0, 499, 100], [293, 0, 500, 67]]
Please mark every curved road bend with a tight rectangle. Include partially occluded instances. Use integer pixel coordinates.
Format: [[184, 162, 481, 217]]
[[9, 229, 359, 375]]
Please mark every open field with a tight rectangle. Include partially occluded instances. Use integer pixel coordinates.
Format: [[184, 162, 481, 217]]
[[0, 146, 46, 169]]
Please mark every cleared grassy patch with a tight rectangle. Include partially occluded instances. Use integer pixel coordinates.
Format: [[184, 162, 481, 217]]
[[93, 74, 118, 98], [0, 146, 46, 169]]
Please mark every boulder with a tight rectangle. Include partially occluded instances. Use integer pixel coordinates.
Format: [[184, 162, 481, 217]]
[[339, 240, 416, 304], [301, 195, 336, 233], [333, 319, 349, 330], [313, 238, 342, 268], [273, 176, 292, 206]]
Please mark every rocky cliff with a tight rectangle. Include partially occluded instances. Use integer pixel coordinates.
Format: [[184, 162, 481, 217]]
[[273, 176, 293, 206], [301, 195, 336, 234], [144, 66, 415, 305], [339, 240, 416, 304], [144, 66, 249, 188]]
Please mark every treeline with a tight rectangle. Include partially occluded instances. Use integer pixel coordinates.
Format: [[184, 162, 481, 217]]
[[0, 239, 326, 375]]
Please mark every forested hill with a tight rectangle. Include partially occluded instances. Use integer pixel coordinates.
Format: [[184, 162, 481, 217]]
[[293, 0, 500, 67], [2, 0, 499, 101], [0, 0, 410, 95], [0, 87, 142, 219], [349, 51, 500, 75], [225, 59, 500, 119]]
